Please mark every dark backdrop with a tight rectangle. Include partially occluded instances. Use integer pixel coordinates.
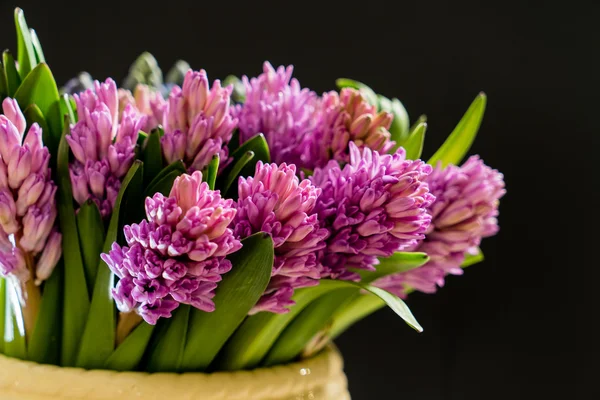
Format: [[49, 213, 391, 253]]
[[0, 0, 596, 398]]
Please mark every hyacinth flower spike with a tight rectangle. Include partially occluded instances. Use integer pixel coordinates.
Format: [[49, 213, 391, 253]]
[[66, 78, 147, 218], [161, 69, 238, 172], [234, 161, 329, 314], [101, 171, 241, 340], [310, 142, 435, 280], [0, 98, 61, 338], [375, 156, 506, 297]]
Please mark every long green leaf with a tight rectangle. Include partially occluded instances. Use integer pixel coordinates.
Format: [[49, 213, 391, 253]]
[[14, 63, 63, 155], [29, 29, 45, 64], [0, 278, 5, 354], [223, 151, 254, 195], [59, 94, 76, 124], [329, 293, 385, 340], [263, 288, 357, 366], [142, 130, 163, 186], [403, 122, 427, 160], [0, 63, 7, 99], [76, 161, 143, 369], [28, 261, 63, 364], [57, 120, 89, 366], [214, 279, 357, 371], [104, 322, 154, 372], [216, 133, 269, 197], [360, 284, 422, 332], [379, 95, 411, 147], [14, 8, 37, 78], [335, 78, 378, 108], [76, 200, 105, 293], [461, 247, 484, 268], [3, 280, 27, 360], [143, 160, 186, 198], [358, 252, 430, 283], [144, 170, 181, 199], [3, 51, 20, 97], [182, 233, 274, 372], [146, 305, 191, 372], [202, 154, 219, 190], [428, 93, 487, 168]]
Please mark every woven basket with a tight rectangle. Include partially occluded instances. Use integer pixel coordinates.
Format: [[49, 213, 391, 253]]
[[0, 346, 350, 400]]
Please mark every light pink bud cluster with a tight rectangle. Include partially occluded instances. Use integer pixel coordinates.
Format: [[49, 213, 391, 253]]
[[162, 69, 238, 172], [118, 84, 167, 133], [0, 98, 61, 286], [67, 78, 147, 217]]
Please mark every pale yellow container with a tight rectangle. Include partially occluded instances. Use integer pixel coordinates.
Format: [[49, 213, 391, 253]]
[[0, 346, 350, 400]]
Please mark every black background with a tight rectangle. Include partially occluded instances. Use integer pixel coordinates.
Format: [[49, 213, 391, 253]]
[[0, 0, 596, 398]]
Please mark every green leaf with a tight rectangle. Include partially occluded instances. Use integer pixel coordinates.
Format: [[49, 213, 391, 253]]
[[223, 75, 246, 103], [202, 154, 219, 190], [104, 322, 155, 372], [0, 278, 5, 354], [461, 247, 484, 268], [56, 120, 89, 366], [144, 160, 186, 198], [361, 284, 422, 332], [329, 293, 385, 340], [182, 232, 274, 372], [14, 63, 63, 155], [146, 305, 190, 372], [23, 104, 50, 150], [142, 130, 163, 186], [3, 280, 27, 360], [222, 151, 254, 195], [214, 279, 356, 371], [357, 252, 430, 284], [29, 29, 45, 64], [379, 95, 411, 147], [28, 261, 63, 365], [403, 121, 427, 160], [3, 51, 21, 97], [14, 8, 37, 78], [76, 200, 105, 294], [59, 94, 76, 124], [216, 133, 269, 197], [0, 63, 7, 99], [335, 78, 378, 108], [165, 60, 190, 87], [76, 161, 143, 369], [263, 287, 357, 366], [428, 93, 487, 168]]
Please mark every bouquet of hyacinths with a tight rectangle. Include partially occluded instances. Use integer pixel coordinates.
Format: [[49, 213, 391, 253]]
[[0, 8, 505, 375]]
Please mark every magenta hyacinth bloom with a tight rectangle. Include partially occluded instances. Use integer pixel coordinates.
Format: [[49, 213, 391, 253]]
[[375, 156, 506, 297], [234, 161, 329, 314], [161, 69, 238, 172], [67, 78, 147, 217], [101, 171, 241, 324], [310, 142, 434, 280], [306, 88, 395, 169], [0, 98, 61, 286], [118, 84, 167, 133], [233, 62, 319, 167]]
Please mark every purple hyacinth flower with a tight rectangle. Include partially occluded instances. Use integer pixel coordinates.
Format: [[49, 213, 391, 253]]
[[234, 161, 329, 314], [233, 62, 320, 167], [67, 78, 147, 217], [161, 69, 238, 172], [375, 156, 506, 297], [310, 142, 435, 280], [101, 171, 242, 324], [306, 88, 395, 170], [0, 98, 61, 288]]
